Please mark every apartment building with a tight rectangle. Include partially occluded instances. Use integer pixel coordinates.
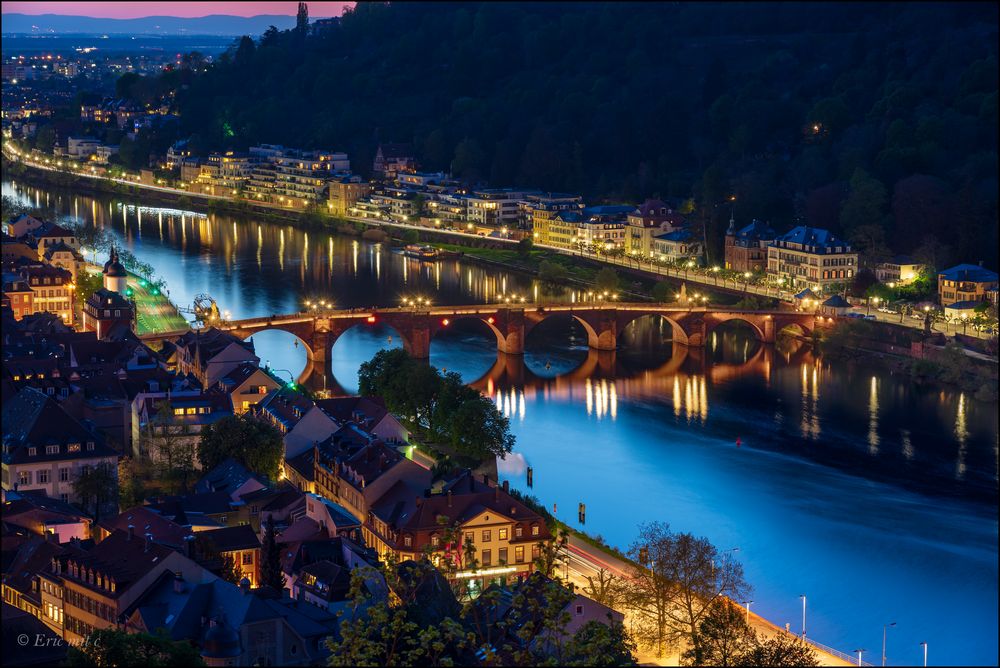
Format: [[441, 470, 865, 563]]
[[625, 199, 685, 256], [724, 219, 776, 272], [937, 264, 999, 307], [19, 265, 74, 323], [766, 226, 857, 293], [526, 193, 585, 245]]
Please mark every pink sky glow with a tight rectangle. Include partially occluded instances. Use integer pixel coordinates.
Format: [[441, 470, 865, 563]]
[[3, 2, 354, 19]]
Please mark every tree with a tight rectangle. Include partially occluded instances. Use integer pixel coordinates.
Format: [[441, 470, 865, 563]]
[[839, 168, 887, 237], [198, 414, 283, 481], [681, 600, 754, 667], [72, 462, 118, 523], [533, 529, 569, 579], [403, 228, 420, 244], [260, 515, 286, 591], [583, 567, 623, 610], [447, 390, 515, 459], [539, 259, 570, 284], [518, 236, 534, 256], [75, 270, 105, 306], [651, 281, 672, 303], [595, 267, 620, 293], [66, 628, 205, 667], [296, 1, 309, 32], [564, 620, 638, 667], [117, 456, 146, 511], [736, 633, 819, 667], [140, 400, 199, 494], [620, 522, 750, 659], [219, 553, 243, 584], [327, 566, 470, 667]]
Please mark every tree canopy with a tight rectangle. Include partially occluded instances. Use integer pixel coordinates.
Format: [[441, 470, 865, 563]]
[[197, 413, 283, 480], [124, 1, 996, 269]]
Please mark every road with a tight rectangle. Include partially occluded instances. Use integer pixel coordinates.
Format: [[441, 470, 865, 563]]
[[560, 534, 859, 666], [6, 141, 993, 344]]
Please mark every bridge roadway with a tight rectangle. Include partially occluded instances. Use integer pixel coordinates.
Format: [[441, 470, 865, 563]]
[[213, 302, 820, 380]]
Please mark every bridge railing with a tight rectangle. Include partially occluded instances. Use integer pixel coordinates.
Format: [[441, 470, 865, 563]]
[[801, 636, 871, 666]]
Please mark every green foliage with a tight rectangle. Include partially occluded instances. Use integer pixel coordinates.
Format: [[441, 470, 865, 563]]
[[651, 281, 673, 303], [358, 349, 514, 459], [142, 3, 994, 268], [538, 259, 570, 284], [594, 267, 621, 293], [72, 461, 118, 522], [260, 515, 286, 591], [75, 270, 105, 305], [564, 620, 638, 666], [403, 228, 420, 244], [197, 414, 283, 480], [518, 236, 534, 256], [219, 553, 243, 584], [736, 633, 820, 667], [66, 628, 205, 667]]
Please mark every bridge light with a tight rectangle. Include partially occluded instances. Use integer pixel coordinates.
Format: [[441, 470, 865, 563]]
[[487, 317, 495, 324], [286, 382, 296, 389], [366, 315, 377, 324], [442, 318, 450, 326]]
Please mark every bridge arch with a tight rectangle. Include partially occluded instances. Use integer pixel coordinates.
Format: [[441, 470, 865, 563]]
[[523, 312, 603, 350], [705, 315, 767, 343], [616, 312, 691, 347], [775, 319, 813, 339], [429, 314, 507, 351]]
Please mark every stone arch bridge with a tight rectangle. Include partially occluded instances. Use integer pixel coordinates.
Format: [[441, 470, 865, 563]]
[[216, 303, 818, 379]]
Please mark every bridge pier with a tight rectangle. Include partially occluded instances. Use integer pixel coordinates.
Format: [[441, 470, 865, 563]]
[[404, 325, 431, 359]]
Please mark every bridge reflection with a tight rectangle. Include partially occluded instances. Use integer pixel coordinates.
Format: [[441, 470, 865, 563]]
[[299, 333, 815, 420]]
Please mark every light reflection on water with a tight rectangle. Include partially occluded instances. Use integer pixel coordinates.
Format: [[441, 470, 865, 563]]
[[4, 180, 999, 665]]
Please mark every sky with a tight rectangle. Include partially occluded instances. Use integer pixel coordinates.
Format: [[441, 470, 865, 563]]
[[2, 2, 354, 18]]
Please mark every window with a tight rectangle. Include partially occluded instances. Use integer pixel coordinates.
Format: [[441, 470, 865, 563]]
[[481, 550, 492, 566], [465, 532, 474, 545], [173, 408, 184, 415], [576, 605, 584, 615], [38, 470, 51, 484], [186, 407, 196, 415], [498, 547, 508, 565], [86, 442, 94, 451], [481, 529, 491, 543], [431, 535, 440, 547], [403, 535, 412, 547], [532, 545, 541, 560], [60, 493, 68, 503], [514, 546, 524, 563], [499, 528, 508, 541], [27, 447, 37, 457], [531, 525, 540, 536], [67, 444, 81, 453], [59, 468, 69, 482], [242, 552, 254, 565], [18, 471, 32, 485], [515, 526, 523, 538]]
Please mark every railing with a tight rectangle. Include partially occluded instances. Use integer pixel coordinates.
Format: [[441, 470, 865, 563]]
[[801, 635, 872, 666]]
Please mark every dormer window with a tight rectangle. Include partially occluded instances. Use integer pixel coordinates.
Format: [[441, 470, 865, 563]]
[[67, 443, 81, 453], [28, 447, 37, 456], [403, 535, 412, 547], [46, 445, 59, 454]]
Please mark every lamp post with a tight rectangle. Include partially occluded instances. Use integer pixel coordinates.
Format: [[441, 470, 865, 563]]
[[743, 600, 753, 624], [799, 594, 807, 638], [919, 641, 927, 667], [881, 622, 896, 666], [743, 271, 752, 294], [712, 266, 720, 285], [961, 312, 968, 335], [868, 296, 880, 316], [854, 649, 866, 666]]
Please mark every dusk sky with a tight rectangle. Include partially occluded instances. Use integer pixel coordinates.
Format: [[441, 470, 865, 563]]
[[2, 1, 354, 18]]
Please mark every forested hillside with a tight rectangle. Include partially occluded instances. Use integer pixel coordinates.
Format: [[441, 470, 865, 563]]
[[133, 1, 998, 266]]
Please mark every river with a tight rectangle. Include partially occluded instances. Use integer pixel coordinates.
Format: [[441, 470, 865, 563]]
[[5, 180, 998, 665]]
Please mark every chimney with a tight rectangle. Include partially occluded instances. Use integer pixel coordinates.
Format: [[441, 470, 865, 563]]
[[447, 489, 452, 508], [144, 533, 153, 553], [127, 524, 135, 541], [502, 480, 509, 492]]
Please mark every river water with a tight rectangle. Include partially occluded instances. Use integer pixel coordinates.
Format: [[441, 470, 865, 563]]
[[6, 180, 998, 665]]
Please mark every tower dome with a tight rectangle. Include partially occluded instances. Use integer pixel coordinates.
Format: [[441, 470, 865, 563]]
[[102, 247, 128, 295], [201, 614, 242, 665]]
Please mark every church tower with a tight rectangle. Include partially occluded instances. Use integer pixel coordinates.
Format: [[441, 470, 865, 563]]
[[102, 246, 128, 295]]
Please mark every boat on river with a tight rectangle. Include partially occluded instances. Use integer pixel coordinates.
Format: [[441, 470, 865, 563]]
[[400, 244, 463, 260]]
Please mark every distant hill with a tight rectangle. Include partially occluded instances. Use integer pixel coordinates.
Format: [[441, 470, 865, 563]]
[[0, 13, 319, 36]]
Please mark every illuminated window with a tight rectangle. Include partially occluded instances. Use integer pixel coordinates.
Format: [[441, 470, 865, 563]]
[[499, 528, 508, 541]]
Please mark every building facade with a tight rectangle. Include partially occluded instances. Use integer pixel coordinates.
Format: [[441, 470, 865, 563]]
[[766, 226, 857, 293]]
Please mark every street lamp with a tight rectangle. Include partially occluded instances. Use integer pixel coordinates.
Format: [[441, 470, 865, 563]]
[[743, 600, 753, 624], [961, 312, 968, 335], [712, 266, 720, 285], [868, 295, 880, 316], [854, 649, 867, 666], [919, 641, 927, 667], [882, 622, 896, 666], [799, 594, 807, 638]]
